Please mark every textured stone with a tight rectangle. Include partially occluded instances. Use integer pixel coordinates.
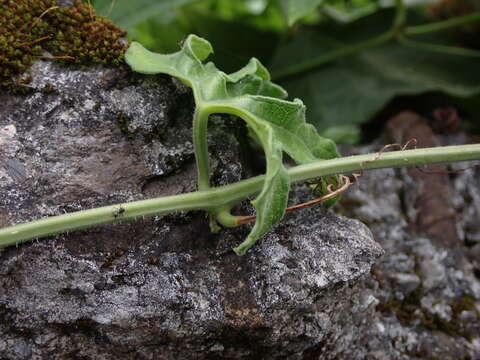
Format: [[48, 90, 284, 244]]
[[338, 138, 480, 360], [0, 61, 383, 359]]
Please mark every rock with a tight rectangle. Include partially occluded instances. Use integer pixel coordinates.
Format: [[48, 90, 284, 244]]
[[338, 127, 480, 360], [387, 112, 459, 249], [467, 243, 480, 273], [388, 273, 421, 298], [0, 60, 383, 359], [453, 162, 480, 246]]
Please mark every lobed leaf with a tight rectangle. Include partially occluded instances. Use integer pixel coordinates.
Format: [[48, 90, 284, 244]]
[[125, 35, 339, 254]]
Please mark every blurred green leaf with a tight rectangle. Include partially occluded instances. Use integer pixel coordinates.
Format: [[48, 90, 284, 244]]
[[127, 13, 191, 54], [180, 6, 280, 73], [93, 0, 199, 28], [321, 124, 360, 145], [321, 1, 380, 24], [202, 0, 268, 19], [281, 0, 324, 25], [270, 10, 480, 143], [113, 1, 283, 73]]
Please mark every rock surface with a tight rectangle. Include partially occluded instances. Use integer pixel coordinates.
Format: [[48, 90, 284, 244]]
[[0, 61, 383, 359], [337, 123, 480, 359]]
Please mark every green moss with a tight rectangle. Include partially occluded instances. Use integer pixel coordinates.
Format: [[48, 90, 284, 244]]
[[0, 0, 127, 92], [377, 290, 479, 340], [41, 82, 57, 94], [376, 287, 424, 325], [376, 254, 479, 340], [100, 244, 126, 269]]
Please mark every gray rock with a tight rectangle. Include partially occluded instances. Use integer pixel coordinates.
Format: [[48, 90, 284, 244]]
[[0, 61, 383, 359], [388, 273, 421, 297], [453, 163, 480, 246], [338, 143, 480, 360]]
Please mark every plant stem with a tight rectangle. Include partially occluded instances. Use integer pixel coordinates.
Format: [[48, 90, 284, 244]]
[[192, 107, 211, 190], [1, 144, 479, 248], [288, 143, 480, 183], [404, 11, 480, 36], [391, 0, 406, 32]]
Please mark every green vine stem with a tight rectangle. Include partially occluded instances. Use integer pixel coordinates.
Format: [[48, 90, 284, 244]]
[[391, 0, 406, 31], [404, 11, 480, 36], [1, 143, 479, 249], [192, 107, 211, 191]]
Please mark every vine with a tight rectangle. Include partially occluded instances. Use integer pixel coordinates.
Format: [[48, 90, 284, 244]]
[[1, 0, 480, 254]]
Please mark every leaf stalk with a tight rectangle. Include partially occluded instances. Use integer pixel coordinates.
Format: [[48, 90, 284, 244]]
[[193, 106, 211, 191]]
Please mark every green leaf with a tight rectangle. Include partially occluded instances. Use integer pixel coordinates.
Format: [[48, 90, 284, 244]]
[[93, 0, 199, 28], [125, 35, 339, 254], [311, 175, 342, 208], [270, 10, 480, 143], [233, 120, 290, 256], [126, 15, 192, 55], [281, 0, 324, 26], [321, 0, 381, 24]]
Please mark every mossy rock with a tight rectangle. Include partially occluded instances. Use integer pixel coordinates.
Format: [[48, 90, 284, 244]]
[[0, 0, 127, 92]]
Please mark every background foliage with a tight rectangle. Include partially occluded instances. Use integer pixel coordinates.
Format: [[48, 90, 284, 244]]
[[92, 0, 480, 144]]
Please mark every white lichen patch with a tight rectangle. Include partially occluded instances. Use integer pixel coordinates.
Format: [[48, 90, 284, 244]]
[[0, 124, 16, 143]]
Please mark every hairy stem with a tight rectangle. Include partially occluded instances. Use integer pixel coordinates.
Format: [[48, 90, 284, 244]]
[[193, 107, 211, 190], [1, 144, 479, 248]]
